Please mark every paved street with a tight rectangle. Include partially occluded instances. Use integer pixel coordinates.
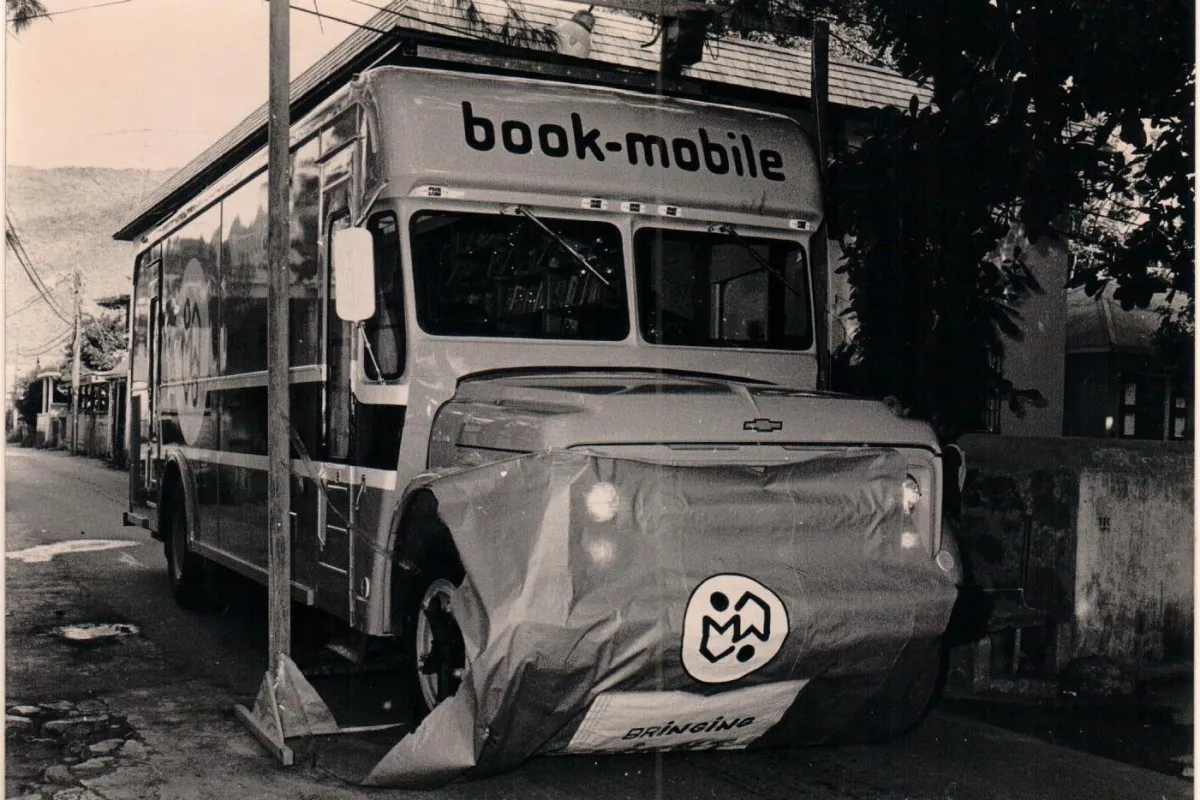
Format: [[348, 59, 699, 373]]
[[5, 446, 1193, 799]]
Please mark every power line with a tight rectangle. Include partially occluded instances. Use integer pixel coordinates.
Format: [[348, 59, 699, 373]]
[[6, 274, 72, 318], [827, 28, 889, 70], [16, 326, 74, 358], [5, 205, 68, 307], [316, 0, 533, 44], [5, 225, 71, 321], [288, 3, 395, 35], [6, 0, 132, 24], [5, 215, 72, 324]]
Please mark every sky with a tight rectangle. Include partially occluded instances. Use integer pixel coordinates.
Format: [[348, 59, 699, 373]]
[[6, 0, 385, 170]]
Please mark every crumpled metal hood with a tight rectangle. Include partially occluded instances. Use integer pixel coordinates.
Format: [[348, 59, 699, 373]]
[[429, 371, 940, 465]]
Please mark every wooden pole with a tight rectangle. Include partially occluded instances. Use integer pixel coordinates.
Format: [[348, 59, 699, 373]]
[[70, 270, 82, 454], [811, 20, 832, 391], [266, 0, 292, 672]]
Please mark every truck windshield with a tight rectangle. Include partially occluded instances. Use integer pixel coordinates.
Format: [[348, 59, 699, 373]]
[[634, 227, 813, 350], [410, 211, 628, 341]]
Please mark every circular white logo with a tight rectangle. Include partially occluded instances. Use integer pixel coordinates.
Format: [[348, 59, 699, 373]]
[[166, 258, 211, 445], [681, 574, 789, 684]]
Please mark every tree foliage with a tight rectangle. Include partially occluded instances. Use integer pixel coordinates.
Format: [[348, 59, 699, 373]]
[[46, 312, 128, 379], [6, 0, 47, 34], [68, 312, 128, 373], [453, 0, 558, 49], [721, 0, 1193, 438], [13, 365, 44, 426]]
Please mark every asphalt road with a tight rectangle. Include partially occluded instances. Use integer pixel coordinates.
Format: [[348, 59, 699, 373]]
[[5, 446, 1193, 799]]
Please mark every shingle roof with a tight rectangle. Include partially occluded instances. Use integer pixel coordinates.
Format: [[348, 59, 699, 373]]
[[1066, 285, 1178, 354], [115, 0, 930, 241]]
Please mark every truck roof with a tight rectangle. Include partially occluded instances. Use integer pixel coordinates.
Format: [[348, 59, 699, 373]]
[[356, 67, 821, 219], [113, 0, 928, 242]]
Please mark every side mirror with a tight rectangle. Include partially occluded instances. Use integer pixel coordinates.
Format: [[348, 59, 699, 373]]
[[332, 227, 376, 322]]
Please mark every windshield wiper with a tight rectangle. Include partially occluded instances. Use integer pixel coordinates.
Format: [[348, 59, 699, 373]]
[[707, 223, 806, 302], [504, 205, 611, 286]]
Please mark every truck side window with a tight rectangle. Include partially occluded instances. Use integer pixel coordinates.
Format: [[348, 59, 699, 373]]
[[364, 212, 404, 380]]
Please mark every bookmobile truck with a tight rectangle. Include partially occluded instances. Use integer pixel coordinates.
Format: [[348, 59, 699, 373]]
[[117, 63, 962, 780]]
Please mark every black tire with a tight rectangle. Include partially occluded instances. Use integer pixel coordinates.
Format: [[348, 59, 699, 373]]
[[163, 486, 209, 611], [840, 637, 946, 744], [401, 557, 466, 722]]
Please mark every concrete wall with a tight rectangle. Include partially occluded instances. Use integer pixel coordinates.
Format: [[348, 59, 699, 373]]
[[66, 413, 116, 459], [1074, 453, 1194, 664], [957, 434, 1193, 670]]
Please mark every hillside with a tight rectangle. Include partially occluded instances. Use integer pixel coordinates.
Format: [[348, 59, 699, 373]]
[[6, 166, 176, 381]]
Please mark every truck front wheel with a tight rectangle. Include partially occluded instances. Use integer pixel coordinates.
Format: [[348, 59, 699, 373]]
[[404, 562, 466, 720], [839, 636, 945, 744]]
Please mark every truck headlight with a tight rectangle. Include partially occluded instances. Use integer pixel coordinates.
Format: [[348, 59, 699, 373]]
[[902, 474, 922, 516], [584, 481, 620, 523], [900, 473, 923, 549]]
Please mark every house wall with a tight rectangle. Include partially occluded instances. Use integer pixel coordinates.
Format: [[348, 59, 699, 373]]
[[998, 235, 1068, 437], [1064, 352, 1116, 437]]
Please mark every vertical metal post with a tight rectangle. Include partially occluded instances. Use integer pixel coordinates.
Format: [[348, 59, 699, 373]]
[[71, 270, 82, 454], [267, 0, 292, 672], [810, 20, 832, 390]]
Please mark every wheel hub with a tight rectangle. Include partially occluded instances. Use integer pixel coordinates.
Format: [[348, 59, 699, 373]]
[[415, 578, 465, 712]]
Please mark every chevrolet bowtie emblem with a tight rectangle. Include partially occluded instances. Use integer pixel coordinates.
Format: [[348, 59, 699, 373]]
[[743, 418, 783, 433]]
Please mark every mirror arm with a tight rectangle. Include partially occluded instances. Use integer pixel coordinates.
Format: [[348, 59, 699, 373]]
[[353, 180, 389, 228], [357, 322, 386, 385]]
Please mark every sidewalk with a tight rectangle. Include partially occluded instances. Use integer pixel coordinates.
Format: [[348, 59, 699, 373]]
[[938, 674, 1194, 780]]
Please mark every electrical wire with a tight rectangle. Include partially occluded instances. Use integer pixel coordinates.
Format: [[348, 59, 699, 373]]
[[287, 3, 397, 35], [827, 28, 890, 70], [7, 274, 72, 318], [5, 207, 68, 311], [17, 326, 74, 358], [336, 0, 537, 43], [6, 0, 131, 25], [5, 214, 72, 324], [6, 233, 71, 323]]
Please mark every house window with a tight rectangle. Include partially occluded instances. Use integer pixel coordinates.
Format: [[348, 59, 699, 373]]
[[1171, 394, 1191, 440], [981, 352, 1003, 434], [1119, 381, 1138, 437]]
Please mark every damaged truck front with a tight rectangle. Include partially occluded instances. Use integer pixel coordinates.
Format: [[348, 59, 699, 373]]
[[120, 65, 960, 785]]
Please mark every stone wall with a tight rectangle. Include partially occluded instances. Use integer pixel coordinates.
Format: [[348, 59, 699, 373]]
[[956, 434, 1193, 671]]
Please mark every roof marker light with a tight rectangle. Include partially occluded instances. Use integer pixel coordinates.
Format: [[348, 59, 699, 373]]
[[789, 219, 811, 231], [416, 185, 465, 199], [620, 201, 645, 214], [583, 197, 609, 210], [658, 205, 681, 218]]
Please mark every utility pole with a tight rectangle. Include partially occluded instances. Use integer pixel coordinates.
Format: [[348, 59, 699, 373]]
[[811, 20, 831, 391], [70, 270, 82, 454], [266, 0, 292, 677], [235, 0, 301, 766]]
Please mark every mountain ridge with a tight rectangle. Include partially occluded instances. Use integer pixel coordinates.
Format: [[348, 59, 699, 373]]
[[6, 165, 177, 381]]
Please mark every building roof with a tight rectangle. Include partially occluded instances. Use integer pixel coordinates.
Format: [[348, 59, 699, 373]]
[[115, 0, 930, 241], [1066, 284, 1177, 354]]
